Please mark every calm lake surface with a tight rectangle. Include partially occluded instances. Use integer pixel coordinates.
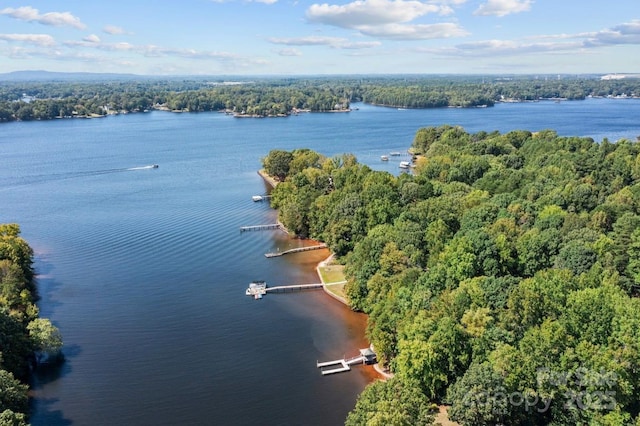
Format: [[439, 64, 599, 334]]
[[1, 98, 640, 426]]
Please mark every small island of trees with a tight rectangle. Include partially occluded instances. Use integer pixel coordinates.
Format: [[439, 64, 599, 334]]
[[0, 224, 63, 425], [262, 127, 640, 425]]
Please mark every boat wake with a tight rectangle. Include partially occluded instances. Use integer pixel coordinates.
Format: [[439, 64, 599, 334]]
[[0, 165, 159, 191], [127, 165, 159, 171]]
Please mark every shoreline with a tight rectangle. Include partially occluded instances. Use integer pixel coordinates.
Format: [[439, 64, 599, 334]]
[[257, 168, 394, 381], [315, 253, 395, 381], [257, 169, 279, 189], [316, 253, 349, 305]]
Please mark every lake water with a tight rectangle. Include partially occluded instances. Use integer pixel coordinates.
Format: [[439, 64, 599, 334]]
[[1, 98, 639, 426]]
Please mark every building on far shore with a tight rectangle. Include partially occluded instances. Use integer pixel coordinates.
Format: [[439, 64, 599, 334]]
[[601, 73, 640, 80]]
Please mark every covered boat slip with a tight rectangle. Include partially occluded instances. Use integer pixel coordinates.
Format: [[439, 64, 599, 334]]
[[316, 348, 377, 375]]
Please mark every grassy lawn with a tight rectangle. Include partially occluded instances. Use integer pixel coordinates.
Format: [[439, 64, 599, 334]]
[[318, 264, 347, 301], [324, 282, 346, 300], [318, 264, 345, 283]]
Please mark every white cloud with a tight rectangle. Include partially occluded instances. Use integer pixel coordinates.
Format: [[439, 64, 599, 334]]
[[61, 38, 267, 69], [0, 33, 56, 47], [276, 48, 303, 56], [433, 0, 469, 4], [307, 0, 443, 28], [210, 0, 278, 3], [268, 35, 348, 46], [446, 39, 582, 56], [422, 20, 640, 59], [305, 0, 467, 40], [586, 19, 640, 46], [524, 33, 583, 41], [474, 0, 533, 17], [103, 25, 128, 35], [357, 22, 468, 40], [522, 20, 640, 49], [65, 40, 130, 51], [83, 34, 101, 43], [0, 6, 86, 29], [268, 35, 381, 49], [2, 46, 31, 59], [339, 40, 382, 48], [1, 32, 270, 73]]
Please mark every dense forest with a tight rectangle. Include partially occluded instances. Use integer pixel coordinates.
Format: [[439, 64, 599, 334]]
[[1, 75, 638, 121], [263, 127, 640, 425], [0, 224, 63, 425]]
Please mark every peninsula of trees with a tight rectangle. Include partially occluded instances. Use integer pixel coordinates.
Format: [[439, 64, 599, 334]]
[[0, 224, 63, 425], [1, 75, 639, 122], [262, 127, 640, 425]]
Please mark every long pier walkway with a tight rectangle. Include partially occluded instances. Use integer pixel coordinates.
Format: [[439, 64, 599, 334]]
[[240, 223, 283, 232], [266, 283, 323, 292], [245, 281, 323, 299], [264, 243, 327, 258]]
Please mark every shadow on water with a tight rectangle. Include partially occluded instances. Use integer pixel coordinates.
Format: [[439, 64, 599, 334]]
[[31, 347, 74, 386], [29, 345, 82, 426], [30, 344, 80, 386], [29, 344, 81, 425], [33, 259, 64, 317], [28, 397, 73, 426], [29, 257, 78, 424]]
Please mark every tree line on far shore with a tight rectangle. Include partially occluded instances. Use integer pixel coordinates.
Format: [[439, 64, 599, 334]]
[[0, 224, 63, 425], [262, 126, 640, 425], [1, 75, 639, 122]]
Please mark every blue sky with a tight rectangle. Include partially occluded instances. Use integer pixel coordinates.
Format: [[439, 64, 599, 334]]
[[0, 1, 638, 75]]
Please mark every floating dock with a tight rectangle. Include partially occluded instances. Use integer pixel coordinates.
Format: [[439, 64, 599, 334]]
[[264, 244, 327, 258], [317, 359, 351, 375], [245, 280, 267, 299], [317, 349, 377, 375]]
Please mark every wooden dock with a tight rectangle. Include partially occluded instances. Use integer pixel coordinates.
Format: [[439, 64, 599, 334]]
[[266, 283, 323, 293], [245, 281, 323, 299], [264, 243, 327, 258], [240, 223, 282, 232]]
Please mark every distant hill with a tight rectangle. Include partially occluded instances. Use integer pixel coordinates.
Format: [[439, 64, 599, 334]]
[[0, 70, 253, 83], [0, 70, 143, 81]]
